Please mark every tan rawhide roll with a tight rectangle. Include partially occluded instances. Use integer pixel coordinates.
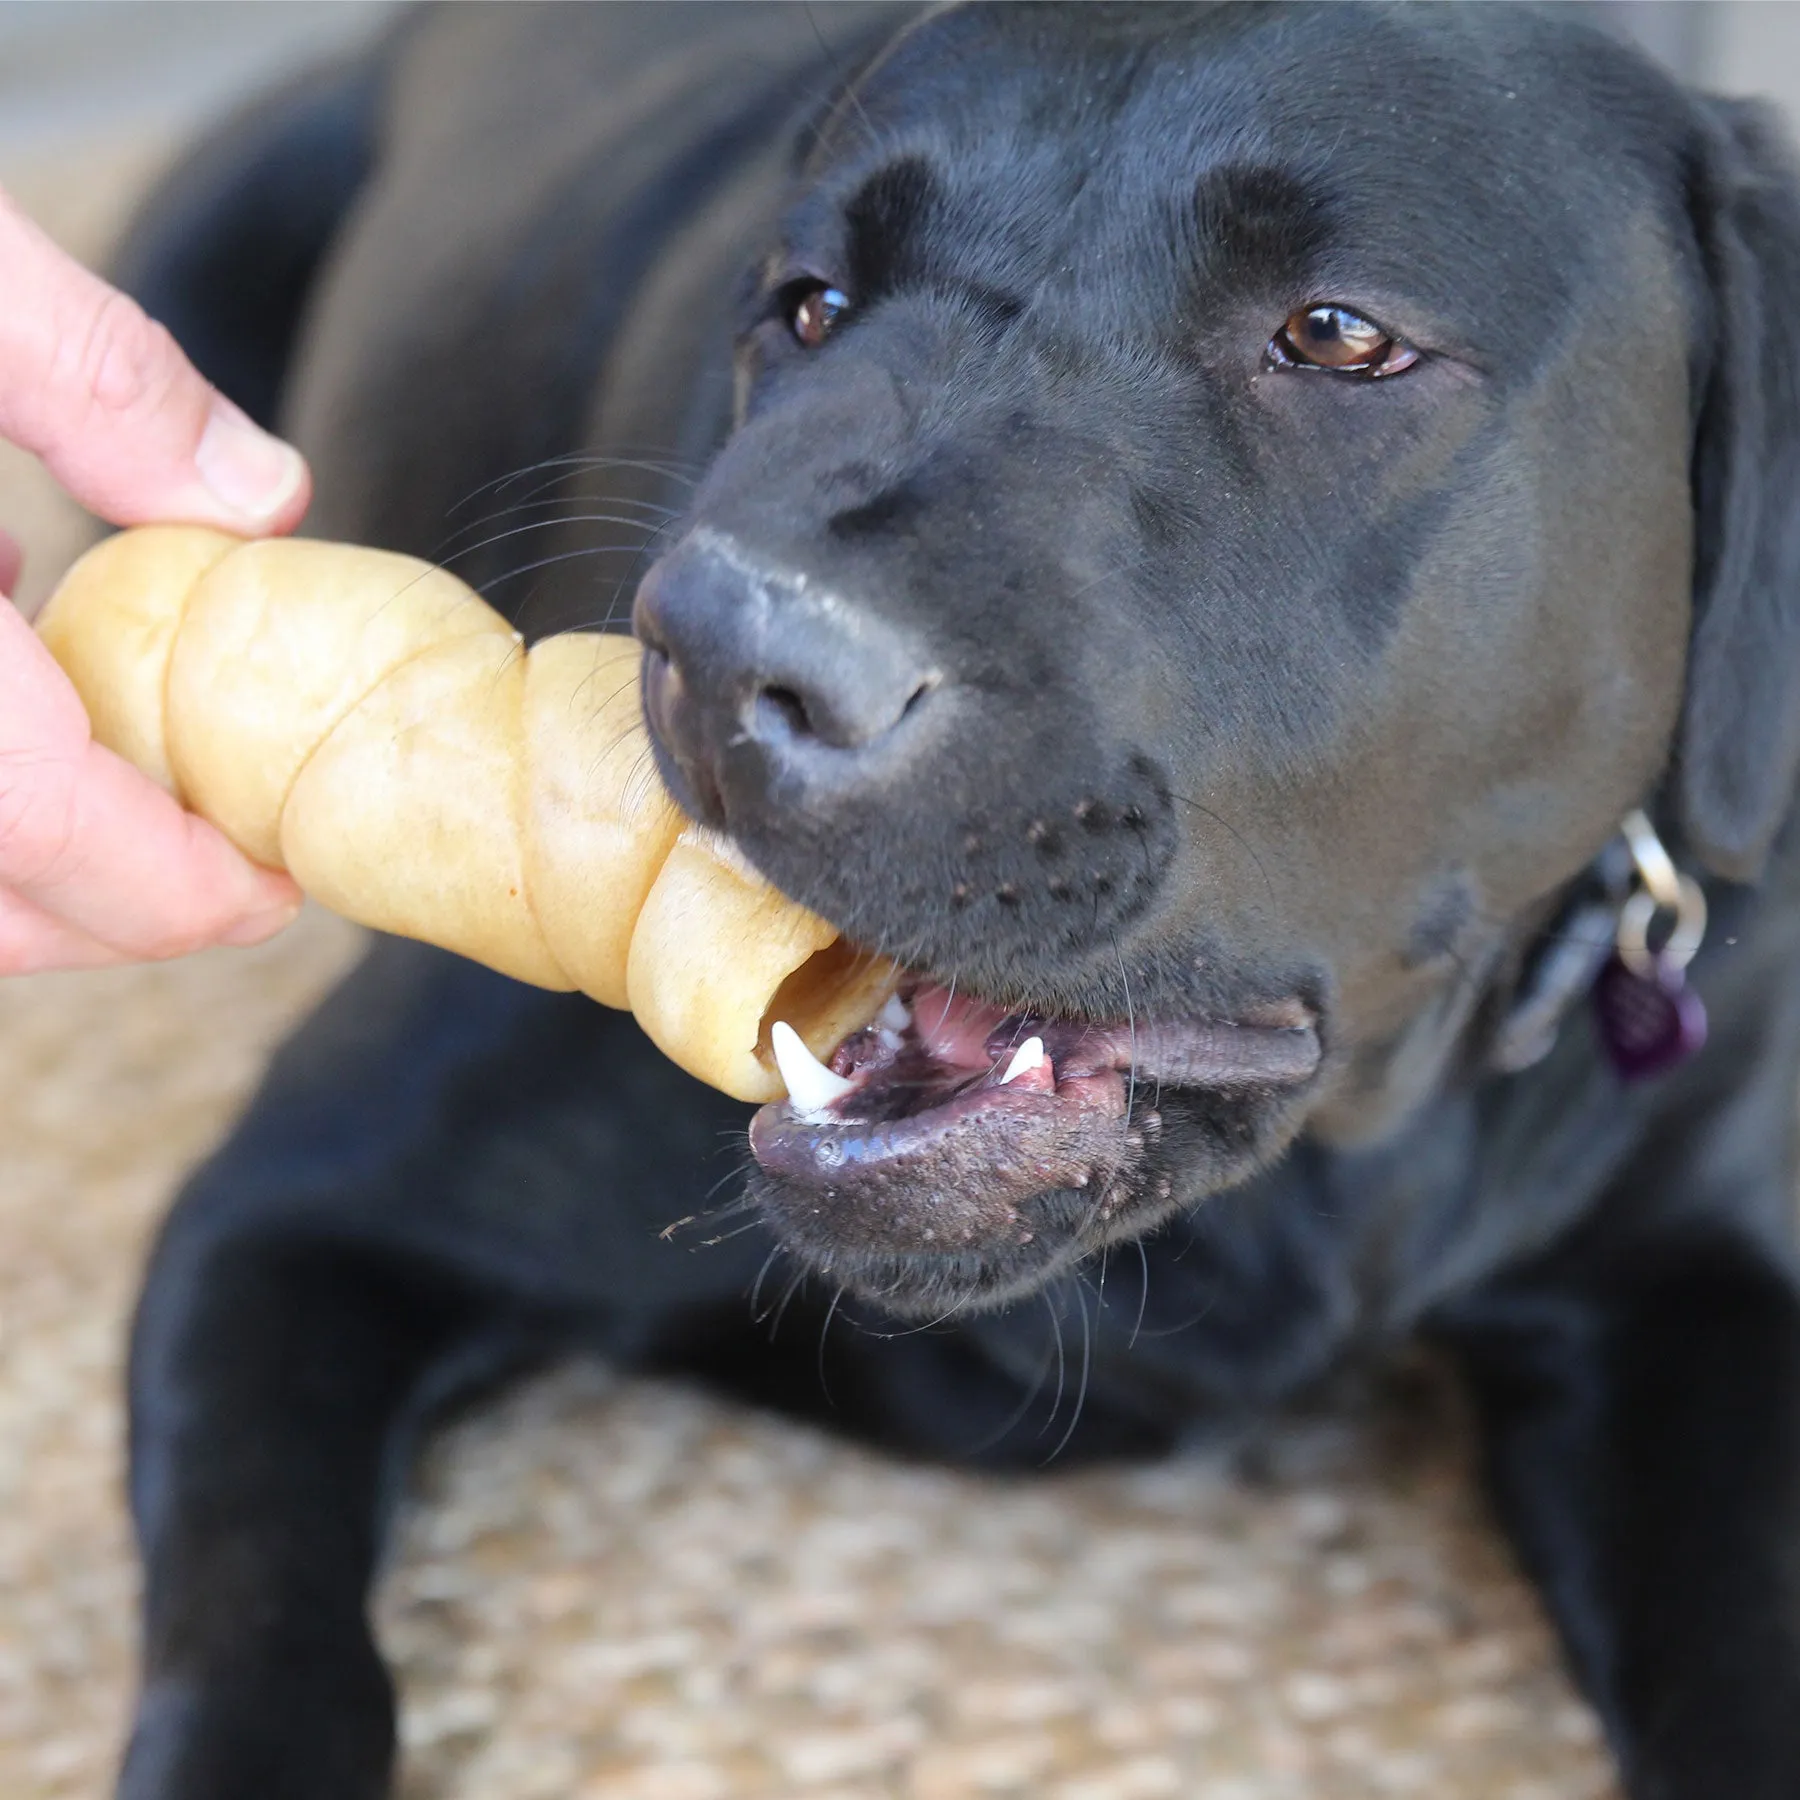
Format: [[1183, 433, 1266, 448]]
[[35, 526, 898, 1103]]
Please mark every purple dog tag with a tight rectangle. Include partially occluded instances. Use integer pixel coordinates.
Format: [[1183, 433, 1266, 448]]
[[1592, 953, 1708, 1081]]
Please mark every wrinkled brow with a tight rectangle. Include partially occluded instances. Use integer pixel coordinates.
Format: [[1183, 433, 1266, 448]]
[[842, 154, 941, 296], [1190, 162, 1333, 288]]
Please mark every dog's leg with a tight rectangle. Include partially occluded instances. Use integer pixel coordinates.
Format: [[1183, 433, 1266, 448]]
[[1440, 1225, 1800, 1799], [117, 940, 769, 1800], [121, 1238, 507, 1800]]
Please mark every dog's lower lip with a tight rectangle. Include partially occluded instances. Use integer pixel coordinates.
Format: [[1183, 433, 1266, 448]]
[[749, 1070, 1121, 1183]]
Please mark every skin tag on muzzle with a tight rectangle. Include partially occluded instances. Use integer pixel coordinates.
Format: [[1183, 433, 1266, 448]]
[[1592, 953, 1708, 1081]]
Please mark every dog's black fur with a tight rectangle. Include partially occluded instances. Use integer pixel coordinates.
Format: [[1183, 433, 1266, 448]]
[[108, 5, 1800, 1795]]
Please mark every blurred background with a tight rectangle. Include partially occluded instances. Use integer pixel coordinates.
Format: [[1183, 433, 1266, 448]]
[[2, 6, 1798, 1799]]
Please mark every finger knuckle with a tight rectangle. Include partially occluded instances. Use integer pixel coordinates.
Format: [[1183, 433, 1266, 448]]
[[66, 290, 177, 422]]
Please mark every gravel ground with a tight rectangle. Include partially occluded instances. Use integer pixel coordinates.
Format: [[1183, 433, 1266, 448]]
[[0, 111, 1620, 1800]]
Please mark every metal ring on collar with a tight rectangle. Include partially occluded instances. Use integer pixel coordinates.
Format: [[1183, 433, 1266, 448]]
[[1617, 869, 1707, 980]]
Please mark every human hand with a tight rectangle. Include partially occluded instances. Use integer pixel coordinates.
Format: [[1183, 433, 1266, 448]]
[[0, 187, 309, 973]]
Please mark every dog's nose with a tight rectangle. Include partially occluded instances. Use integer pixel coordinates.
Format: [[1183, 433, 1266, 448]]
[[633, 530, 939, 816]]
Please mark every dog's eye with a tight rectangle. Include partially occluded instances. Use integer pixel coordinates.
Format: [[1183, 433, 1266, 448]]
[[790, 283, 849, 348], [1269, 305, 1419, 377]]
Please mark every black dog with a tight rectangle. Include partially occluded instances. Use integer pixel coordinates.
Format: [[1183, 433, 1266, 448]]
[[109, 5, 1800, 1795]]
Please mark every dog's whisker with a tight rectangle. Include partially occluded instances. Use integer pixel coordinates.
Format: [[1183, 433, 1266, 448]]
[[701, 1165, 757, 1207], [1041, 1285, 1069, 1434], [1114, 937, 1138, 1146], [1166, 790, 1278, 909], [766, 1266, 809, 1341], [1044, 1275, 1095, 1464], [801, 5, 886, 160], [433, 495, 681, 561], [748, 1245, 784, 1323], [815, 1284, 846, 1406], [445, 452, 700, 518], [960, 1323, 1061, 1459], [619, 744, 666, 816], [1127, 1268, 1225, 1340], [696, 1218, 767, 1249], [474, 546, 655, 600], [558, 667, 639, 722], [438, 514, 669, 575], [1130, 1238, 1152, 1350]]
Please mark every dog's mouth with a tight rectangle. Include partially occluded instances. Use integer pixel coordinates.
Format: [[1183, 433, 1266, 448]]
[[746, 977, 1322, 1309]]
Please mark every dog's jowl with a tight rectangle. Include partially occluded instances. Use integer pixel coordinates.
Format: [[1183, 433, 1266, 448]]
[[112, 6, 1800, 1797]]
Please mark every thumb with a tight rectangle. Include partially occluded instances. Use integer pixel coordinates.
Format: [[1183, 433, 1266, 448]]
[[0, 188, 310, 533]]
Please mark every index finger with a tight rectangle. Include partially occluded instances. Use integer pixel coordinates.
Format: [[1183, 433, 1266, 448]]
[[0, 188, 310, 533]]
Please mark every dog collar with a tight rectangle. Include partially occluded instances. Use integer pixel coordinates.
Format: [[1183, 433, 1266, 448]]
[[1490, 809, 1708, 1080]]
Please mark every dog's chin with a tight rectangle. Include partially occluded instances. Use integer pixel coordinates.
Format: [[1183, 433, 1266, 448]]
[[745, 981, 1323, 1317]]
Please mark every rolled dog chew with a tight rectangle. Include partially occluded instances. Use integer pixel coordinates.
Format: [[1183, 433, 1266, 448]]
[[35, 526, 898, 1102]]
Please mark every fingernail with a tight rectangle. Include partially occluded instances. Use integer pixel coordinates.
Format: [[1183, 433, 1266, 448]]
[[196, 400, 307, 522], [220, 897, 304, 948]]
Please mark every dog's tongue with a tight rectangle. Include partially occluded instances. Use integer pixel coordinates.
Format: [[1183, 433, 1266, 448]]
[[908, 983, 1016, 1070]]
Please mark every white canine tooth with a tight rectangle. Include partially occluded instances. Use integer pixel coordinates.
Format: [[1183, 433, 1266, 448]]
[[771, 1021, 856, 1117], [999, 1036, 1047, 1085], [879, 993, 912, 1033], [877, 1027, 905, 1051]]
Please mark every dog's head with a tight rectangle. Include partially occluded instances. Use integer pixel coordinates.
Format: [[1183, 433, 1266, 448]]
[[632, 1, 1800, 1314]]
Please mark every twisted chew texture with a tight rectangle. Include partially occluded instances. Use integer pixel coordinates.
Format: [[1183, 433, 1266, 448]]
[[35, 527, 896, 1102]]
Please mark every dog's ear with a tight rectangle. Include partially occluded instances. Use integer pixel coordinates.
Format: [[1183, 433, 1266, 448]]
[[1675, 98, 1800, 882]]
